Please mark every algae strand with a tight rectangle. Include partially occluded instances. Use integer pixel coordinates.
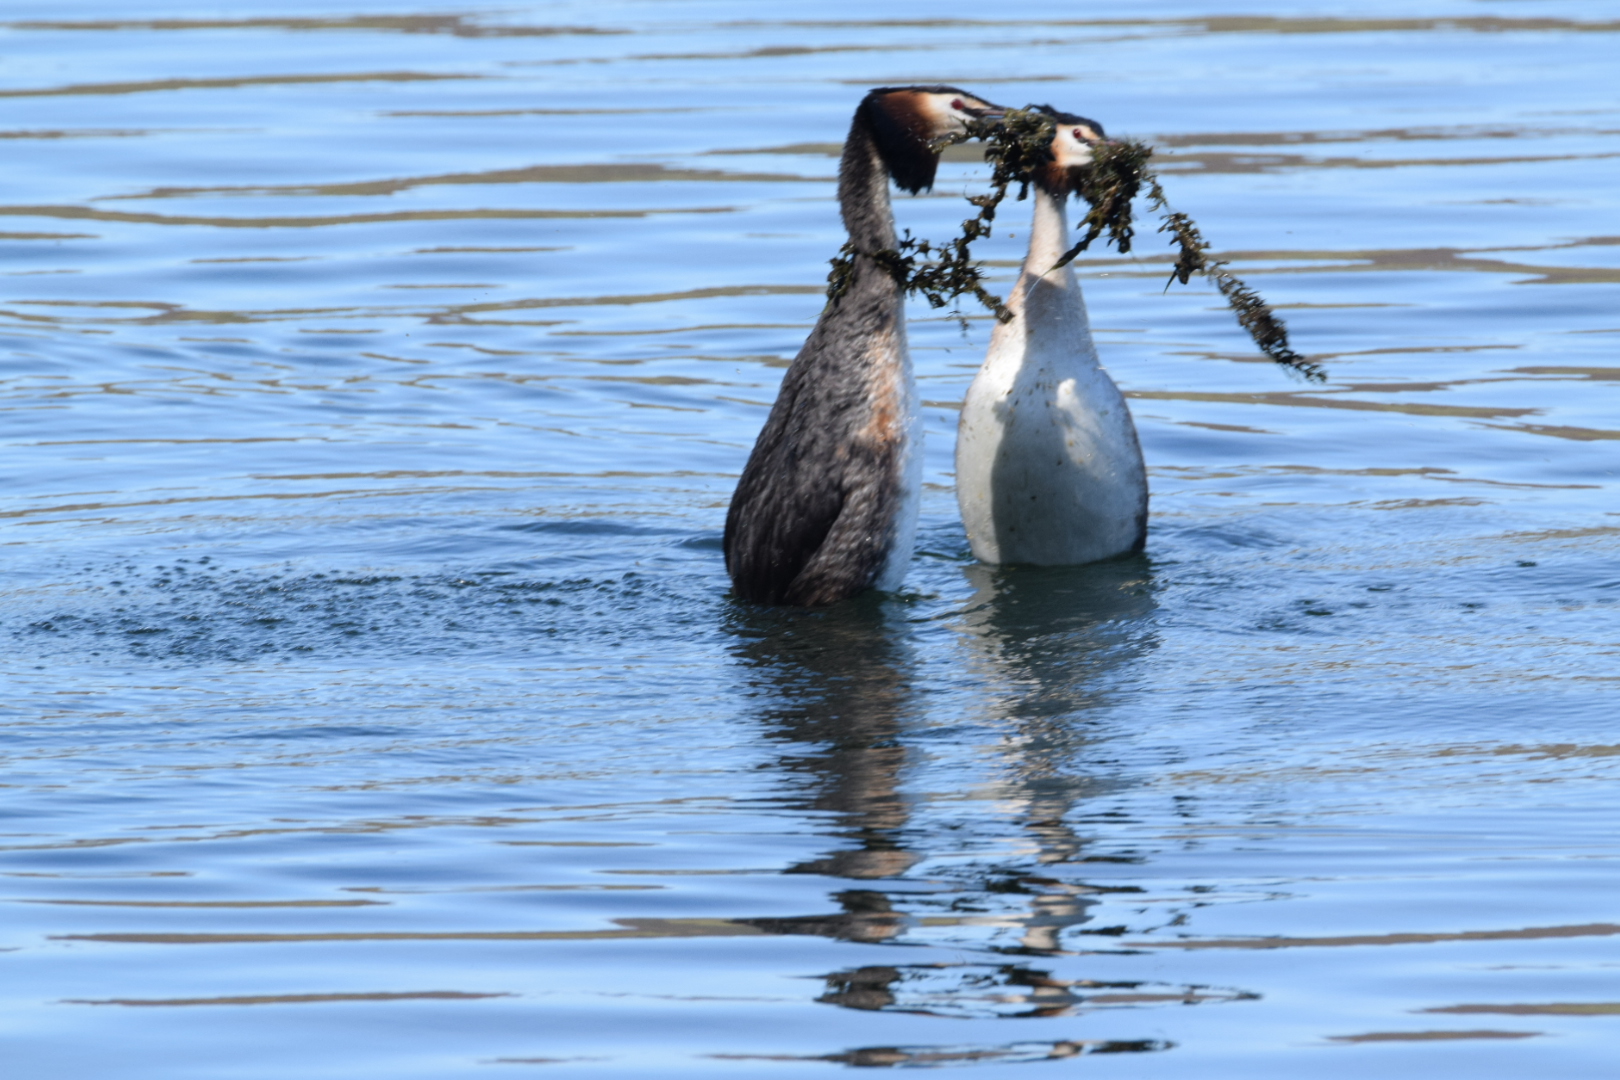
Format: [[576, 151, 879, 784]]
[[826, 108, 1059, 322], [1053, 137, 1325, 382], [826, 105, 1324, 381]]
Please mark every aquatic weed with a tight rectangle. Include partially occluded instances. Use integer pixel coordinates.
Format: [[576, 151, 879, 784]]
[[1055, 138, 1325, 382], [826, 108, 1059, 323], [828, 107, 1324, 381]]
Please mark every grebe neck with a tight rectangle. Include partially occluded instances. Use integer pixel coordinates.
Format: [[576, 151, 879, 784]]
[[1022, 188, 1073, 287], [836, 118, 901, 297]]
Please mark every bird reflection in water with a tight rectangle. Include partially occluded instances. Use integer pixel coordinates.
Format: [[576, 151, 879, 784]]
[[818, 960, 1249, 1021], [726, 596, 919, 945], [951, 556, 1158, 955], [726, 556, 1162, 1020], [715, 1036, 1172, 1066]]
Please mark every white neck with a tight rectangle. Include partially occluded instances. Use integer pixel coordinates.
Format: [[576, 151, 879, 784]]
[[1020, 187, 1074, 287], [998, 188, 1096, 360]]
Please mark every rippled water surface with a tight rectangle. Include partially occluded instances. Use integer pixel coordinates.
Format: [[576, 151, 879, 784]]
[[4, 2, 1619, 1076]]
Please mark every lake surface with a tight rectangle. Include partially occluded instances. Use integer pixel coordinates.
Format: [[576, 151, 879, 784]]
[[3, 2, 1618, 1076]]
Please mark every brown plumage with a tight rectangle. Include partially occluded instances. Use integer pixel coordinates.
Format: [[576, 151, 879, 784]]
[[724, 86, 1000, 606]]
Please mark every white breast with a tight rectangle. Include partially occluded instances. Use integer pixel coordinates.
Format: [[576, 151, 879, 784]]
[[955, 191, 1147, 566], [874, 319, 923, 592]]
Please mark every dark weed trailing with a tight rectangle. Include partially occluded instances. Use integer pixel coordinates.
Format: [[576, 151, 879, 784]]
[[1055, 137, 1325, 382], [826, 107, 1058, 324], [827, 107, 1324, 381]]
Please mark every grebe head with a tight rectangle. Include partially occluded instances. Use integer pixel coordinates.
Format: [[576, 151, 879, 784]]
[[858, 85, 1004, 194], [1032, 107, 1107, 196]]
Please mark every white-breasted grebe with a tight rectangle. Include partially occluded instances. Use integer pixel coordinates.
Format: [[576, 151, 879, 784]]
[[955, 110, 1148, 566]]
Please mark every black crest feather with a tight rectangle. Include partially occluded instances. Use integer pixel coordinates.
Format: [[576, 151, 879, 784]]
[[858, 86, 973, 194]]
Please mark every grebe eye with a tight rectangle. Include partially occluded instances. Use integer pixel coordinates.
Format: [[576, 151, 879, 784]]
[[951, 98, 966, 110]]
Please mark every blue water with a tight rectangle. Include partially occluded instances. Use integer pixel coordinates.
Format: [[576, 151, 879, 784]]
[[3, 2, 1619, 1076]]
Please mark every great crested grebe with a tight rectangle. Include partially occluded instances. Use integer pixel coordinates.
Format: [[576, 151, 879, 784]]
[[955, 110, 1148, 566], [725, 86, 1002, 606]]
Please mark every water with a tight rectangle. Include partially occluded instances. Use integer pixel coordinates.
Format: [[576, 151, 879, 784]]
[[3, 2, 1618, 1075]]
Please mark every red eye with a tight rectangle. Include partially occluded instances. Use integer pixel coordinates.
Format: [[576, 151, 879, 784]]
[[951, 98, 966, 110], [1073, 128, 1084, 139]]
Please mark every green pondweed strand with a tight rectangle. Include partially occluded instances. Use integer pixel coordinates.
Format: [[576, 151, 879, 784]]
[[826, 106, 1324, 381], [1055, 137, 1324, 382]]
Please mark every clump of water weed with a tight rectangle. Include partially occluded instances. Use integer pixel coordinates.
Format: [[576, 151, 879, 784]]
[[1054, 137, 1324, 382], [828, 106, 1324, 382], [826, 107, 1059, 323], [1063, 137, 1151, 261]]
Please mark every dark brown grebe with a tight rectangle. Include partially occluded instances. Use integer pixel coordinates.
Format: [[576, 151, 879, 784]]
[[725, 86, 1001, 606]]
